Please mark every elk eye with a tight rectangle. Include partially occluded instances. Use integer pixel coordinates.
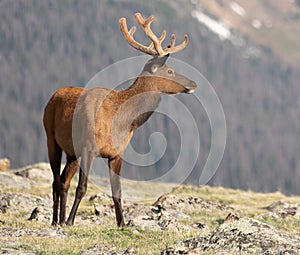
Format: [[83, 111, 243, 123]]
[[167, 69, 174, 75]]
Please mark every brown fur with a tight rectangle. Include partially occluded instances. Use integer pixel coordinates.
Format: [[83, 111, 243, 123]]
[[43, 55, 196, 226]]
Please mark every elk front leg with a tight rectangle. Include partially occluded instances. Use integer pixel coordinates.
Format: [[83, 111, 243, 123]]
[[59, 156, 79, 225], [109, 155, 125, 227], [66, 149, 94, 226]]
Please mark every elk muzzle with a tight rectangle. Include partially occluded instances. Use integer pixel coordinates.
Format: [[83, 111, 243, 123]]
[[184, 81, 197, 94]]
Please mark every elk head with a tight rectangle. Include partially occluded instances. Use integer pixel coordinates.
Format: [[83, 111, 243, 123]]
[[119, 13, 197, 94]]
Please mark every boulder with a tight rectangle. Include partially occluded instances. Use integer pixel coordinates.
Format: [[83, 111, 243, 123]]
[[162, 216, 300, 254], [0, 158, 10, 171], [264, 200, 300, 218], [13, 162, 52, 182], [154, 193, 234, 213], [0, 171, 32, 190]]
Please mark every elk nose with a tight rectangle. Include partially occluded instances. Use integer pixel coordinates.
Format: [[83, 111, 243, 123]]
[[185, 81, 197, 94]]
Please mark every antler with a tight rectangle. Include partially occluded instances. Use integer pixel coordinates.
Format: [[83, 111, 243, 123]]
[[119, 13, 188, 56]]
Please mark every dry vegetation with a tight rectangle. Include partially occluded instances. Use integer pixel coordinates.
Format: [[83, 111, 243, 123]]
[[1, 164, 300, 254]]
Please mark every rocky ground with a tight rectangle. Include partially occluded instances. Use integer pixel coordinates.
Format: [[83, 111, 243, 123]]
[[0, 162, 300, 254]]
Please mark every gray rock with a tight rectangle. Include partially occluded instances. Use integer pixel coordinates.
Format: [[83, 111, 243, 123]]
[[154, 193, 234, 213], [162, 217, 300, 254], [88, 201, 190, 231], [0, 162, 53, 191], [125, 204, 190, 232], [264, 200, 300, 218], [13, 162, 52, 182], [0, 171, 32, 190], [0, 193, 52, 222]]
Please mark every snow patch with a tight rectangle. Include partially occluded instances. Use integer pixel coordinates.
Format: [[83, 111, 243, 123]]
[[252, 19, 262, 29], [192, 10, 231, 40], [230, 2, 246, 17], [191, 8, 261, 59]]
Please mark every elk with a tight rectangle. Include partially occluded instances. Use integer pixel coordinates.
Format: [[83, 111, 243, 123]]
[[43, 13, 197, 227]]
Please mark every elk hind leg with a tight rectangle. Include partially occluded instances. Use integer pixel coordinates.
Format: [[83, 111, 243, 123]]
[[47, 138, 62, 226]]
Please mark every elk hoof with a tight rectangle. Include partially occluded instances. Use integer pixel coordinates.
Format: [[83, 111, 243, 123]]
[[65, 220, 74, 226], [51, 221, 59, 227]]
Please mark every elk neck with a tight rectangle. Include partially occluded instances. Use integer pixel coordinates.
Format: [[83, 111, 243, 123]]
[[120, 75, 159, 98], [116, 75, 162, 108], [114, 75, 161, 131]]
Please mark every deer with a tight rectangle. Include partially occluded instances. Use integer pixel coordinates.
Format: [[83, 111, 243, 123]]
[[43, 13, 197, 227]]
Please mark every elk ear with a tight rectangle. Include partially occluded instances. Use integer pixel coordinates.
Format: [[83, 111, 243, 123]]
[[154, 54, 169, 67], [143, 54, 169, 74], [147, 55, 169, 74], [150, 55, 169, 73]]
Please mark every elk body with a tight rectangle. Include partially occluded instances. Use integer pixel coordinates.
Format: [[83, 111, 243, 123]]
[[43, 13, 197, 226]]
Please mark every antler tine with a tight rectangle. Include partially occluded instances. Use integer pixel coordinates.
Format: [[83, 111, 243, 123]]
[[120, 13, 189, 56], [119, 17, 157, 55], [128, 26, 136, 36], [135, 13, 154, 28], [159, 30, 167, 43], [148, 42, 154, 50], [135, 13, 166, 56], [163, 34, 188, 55], [170, 34, 176, 48]]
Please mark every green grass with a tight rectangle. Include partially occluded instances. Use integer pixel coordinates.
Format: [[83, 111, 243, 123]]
[[259, 215, 300, 234], [1, 181, 300, 254], [0, 221, 195, 255]]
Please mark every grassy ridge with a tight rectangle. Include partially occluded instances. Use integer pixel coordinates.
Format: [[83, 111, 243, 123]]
[[1, 178, 299, 254]]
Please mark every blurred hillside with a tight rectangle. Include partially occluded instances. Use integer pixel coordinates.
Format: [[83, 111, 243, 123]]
[[0, 0, 299, 195], [200, 0, 300, 67]]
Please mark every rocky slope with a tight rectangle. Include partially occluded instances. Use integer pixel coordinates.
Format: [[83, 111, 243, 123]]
[[0, 163, 299, 254]]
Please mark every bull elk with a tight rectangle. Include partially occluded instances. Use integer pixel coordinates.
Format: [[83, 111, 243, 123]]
[[43, 13, 197, 227]]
